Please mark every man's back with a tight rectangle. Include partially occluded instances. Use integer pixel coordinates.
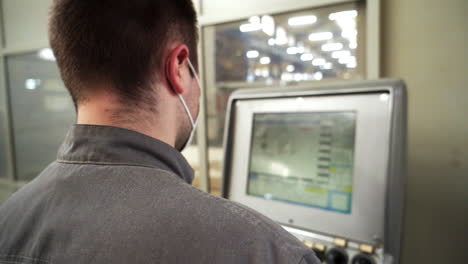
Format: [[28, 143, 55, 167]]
[[0, 125, 319, 264]]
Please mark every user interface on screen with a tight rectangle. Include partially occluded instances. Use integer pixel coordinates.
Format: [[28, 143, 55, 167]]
[[247, 112, 356, 214]]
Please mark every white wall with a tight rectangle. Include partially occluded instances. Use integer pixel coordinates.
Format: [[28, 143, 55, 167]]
[[2, 0, 51, 50], [382, 0, 468, 263]]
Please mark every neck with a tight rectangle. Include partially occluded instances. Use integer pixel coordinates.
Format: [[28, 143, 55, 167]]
[[76, 92, 177, 147]]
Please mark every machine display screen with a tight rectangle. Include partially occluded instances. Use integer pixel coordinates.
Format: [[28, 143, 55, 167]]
[[247, 112, 357, 214]]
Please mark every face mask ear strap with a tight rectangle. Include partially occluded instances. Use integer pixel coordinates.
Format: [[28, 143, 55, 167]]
[[177, 93, 195, 128], [187, 59, 201, 88]]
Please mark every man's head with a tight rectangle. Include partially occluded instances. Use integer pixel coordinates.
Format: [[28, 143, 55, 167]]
[[49, 0, 200, 149]]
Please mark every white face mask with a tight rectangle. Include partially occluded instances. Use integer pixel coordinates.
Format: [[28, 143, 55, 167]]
[[176, 58, 201, 152]]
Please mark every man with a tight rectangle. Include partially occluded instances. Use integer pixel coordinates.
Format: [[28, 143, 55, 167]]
[[0, 0, 319, 263]]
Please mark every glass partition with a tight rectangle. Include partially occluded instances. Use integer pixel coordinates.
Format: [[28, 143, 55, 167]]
[[203, 2, 365, 195], [6, 50, 75, 181]]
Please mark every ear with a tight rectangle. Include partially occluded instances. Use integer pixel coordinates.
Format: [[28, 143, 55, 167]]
[[166, 44, 190, 95]]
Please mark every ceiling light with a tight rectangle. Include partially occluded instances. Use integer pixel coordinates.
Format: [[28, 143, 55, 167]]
[[300, 53, 314, 61], [341, 29, 358, 39], [38, 48, 56, 61], [309, 32, 333, 41], [261, 15, 275, 36], [286, 65, 295, 72], [288, 15, 317, 26], [339, 56, 356, 64], [329, 10, 358, 21], [321, 43, 344, 52], [294, 73, 304, 82], [260, 57, 271, 65], [323, 63, 333, 70], [240, 23, 263, 32], [25, 79, 41, 90], [275, 27, 288, 45], [347, 61, 357, 68], [314, 72, 323, 80], [286, 47, 304, 55], [249, 16, 261, 25], [349, 42, 357, 49], [268, 38, 276, 46], [331, 50, 351, 59], [246, 50, 260, 58], [312, 58, 326, 66], [287, 47, 298, 55]]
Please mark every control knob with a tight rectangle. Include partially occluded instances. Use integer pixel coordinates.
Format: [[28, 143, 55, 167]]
[[325, 248, 348, 264], [351, 253, 376, 264]]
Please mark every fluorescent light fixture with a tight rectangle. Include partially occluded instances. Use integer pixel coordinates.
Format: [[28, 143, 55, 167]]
[[342, 29, 358, 39], [38, 48, 56, 61], [300, 53, 314, 61], [347, 61, 357, 68], [268, 38, 276, 46], [309, 32, 333, 41], [246, 50, 260, 58], [240, 23, 262, 32], [312, 58, 326, 66], [275, 27, 288, 45], [288, 36, 296, 46], [323, 62, 333, 70], [349, 42, 357, 49], [286, 65, 295, 72], [329, 10, 358, 21], [249, 16, 261, 25], [314, 72, 323, 80], [331, 50, 351, 59], [261, 15, 275, 36], [286, 47, 298, 55], [321, 43, 344, 52], [294, 73, 304, 82], [286, 47, 304, 55], [25, 79, 41, 90], [339, 56, 356, 64], [288, 15, 317, 26], [260, 57, 271, 65]]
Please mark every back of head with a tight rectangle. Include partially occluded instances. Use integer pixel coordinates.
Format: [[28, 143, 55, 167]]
[[49, 0, 198, 109]]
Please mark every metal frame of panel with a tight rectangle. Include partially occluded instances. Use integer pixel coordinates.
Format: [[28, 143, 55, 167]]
[[221, 79, 406, 263]]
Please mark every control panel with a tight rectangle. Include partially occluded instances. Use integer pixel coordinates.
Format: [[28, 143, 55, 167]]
[[222, 80, 407, 264], [285, 226, 381, 264]]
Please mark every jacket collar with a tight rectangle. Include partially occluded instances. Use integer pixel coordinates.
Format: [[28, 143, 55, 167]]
[[57, 125, 194, 184]]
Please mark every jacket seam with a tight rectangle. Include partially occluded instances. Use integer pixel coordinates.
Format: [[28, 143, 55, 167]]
[[0, 255, 50, 264], [56, 159, 157, 169], [55, 160, 184, 182]]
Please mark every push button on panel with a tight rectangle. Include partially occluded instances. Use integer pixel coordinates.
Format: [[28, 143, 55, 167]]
[[313, 243, 327, 261], [325, 247, 348, 264], [303, 240, 314, 249]]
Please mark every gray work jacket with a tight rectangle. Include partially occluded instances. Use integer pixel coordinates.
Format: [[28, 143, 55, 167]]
[[0, 125, 319, 264]]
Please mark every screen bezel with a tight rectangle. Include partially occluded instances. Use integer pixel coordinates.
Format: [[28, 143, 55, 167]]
[[226, 92, 392, 245]]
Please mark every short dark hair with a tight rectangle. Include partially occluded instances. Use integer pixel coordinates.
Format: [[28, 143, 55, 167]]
[[49, 0, 198, 108]]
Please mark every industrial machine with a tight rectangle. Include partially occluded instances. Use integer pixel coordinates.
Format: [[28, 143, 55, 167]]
[[222, 80, 407, 264]]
